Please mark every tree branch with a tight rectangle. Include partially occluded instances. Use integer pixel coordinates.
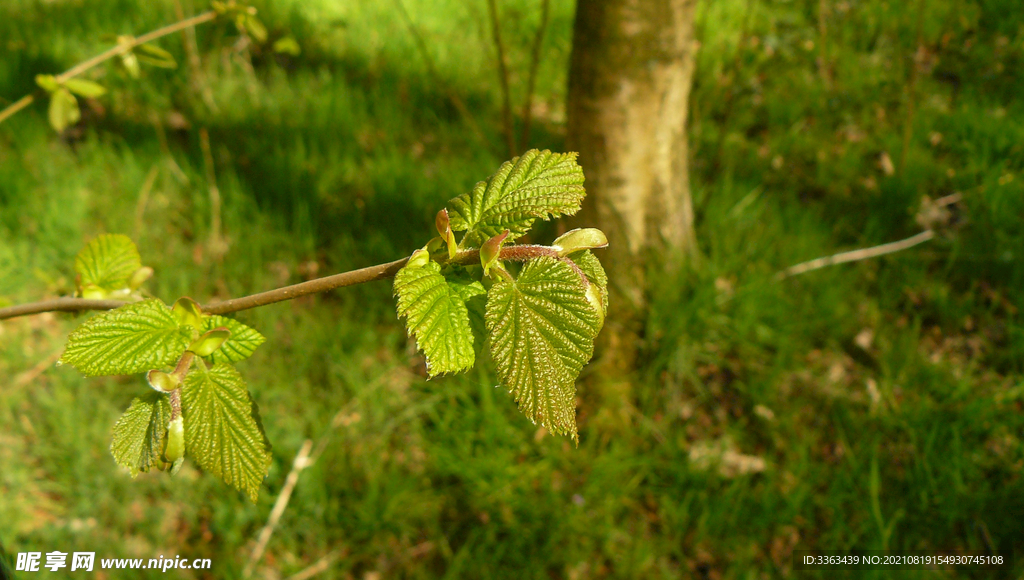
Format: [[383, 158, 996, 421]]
[[0, 244, 563, 321], [777, 229, 935, 280], [0, 11, 217, 126]]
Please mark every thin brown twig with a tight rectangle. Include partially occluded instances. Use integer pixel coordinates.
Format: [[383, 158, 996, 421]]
[[0, 244, 561, 321], [486, 0, 517, 158], [284, 553, 339, 580], [520, 0, 550, 149], [0, 11, 218, 126], [243, 439, 315, 578], [777, 229, 935, 279]]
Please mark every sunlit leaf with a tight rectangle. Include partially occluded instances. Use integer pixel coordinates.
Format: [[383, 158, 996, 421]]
[[485, 257, 601, 442], [110, 392, 171, 477], [394, 258, 479, 376], [181, 363, 272, 503], [201, 315, 266, 364], [136, 43, 178, 68], [74, 234, 143, 297], [447, 149, 586, 247], [63, 78, 107, 98], [568, 250, 608, 314], [35, 74, 59, 93], [60, 299, 193, 377], [48, 87, 80, 132]]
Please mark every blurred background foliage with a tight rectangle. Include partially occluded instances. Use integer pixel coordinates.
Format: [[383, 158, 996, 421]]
[[1, 0, 1023, 578]]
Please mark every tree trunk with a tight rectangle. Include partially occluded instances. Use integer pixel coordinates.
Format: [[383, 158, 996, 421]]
[[567, 0, 699, 370]]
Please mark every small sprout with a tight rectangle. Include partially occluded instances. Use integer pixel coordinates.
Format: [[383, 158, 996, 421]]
[[552, 228, 608, 256], [172, 297, 204, 329], [189, 327, 231, 357], [425, 236, 445, 254], [116, 36, 141, 79], [136, 44, 177, 69], [480, 230, 509, 277], [63, 78, 107, 98], [128, 266, 154, 290], [35, 74, 59, 93], [79, 283, 107, 299], [48, 87, 80, 132], [407, 248, 431, 269], [436, 209, 457, 259], [164, 416, 184, 463], [147, 370, 180, 392]]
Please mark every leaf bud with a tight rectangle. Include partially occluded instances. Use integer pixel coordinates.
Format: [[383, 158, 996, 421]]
[[172, 297, 204, 329], [407, 248, 431, 269], [188, 327, 231, 357], [480, 230, 509, 276], [147, 369, 180, 392], [35, 74, 59, 93], [552, 228, 608, 256], [435, 209, 458, 259], [164, 416, 184, 463]]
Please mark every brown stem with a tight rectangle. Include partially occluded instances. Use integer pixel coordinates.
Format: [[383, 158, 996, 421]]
[[520, 0, 550, 149], [0, 11, 217, 126], [486, 0, 517, 158], [169, 388, 182, 422], [0, 244, 565, 321], [171, 351, 196, 381]]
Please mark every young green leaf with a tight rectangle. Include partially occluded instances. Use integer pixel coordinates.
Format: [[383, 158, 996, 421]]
[[60, 299, 193, 377], [436, 209, 457, 259], [164, 416, 185, 463], [35, 74, 59, 93], [243, 14, 268, 43], [136, 43, 178, 68], [189, 327, 231, 357], [146, 369, 180, 392], [201, 315, 266, 364], [48, 87, 80, 132], [448, 273, 488, 355], [447, 149, 586, 247], [172, 297, 204, 330], [553, 228, 608, 256], [74, 234, 143, 297], [568, 250, 608, 314], [394, 259, 478, 377], [110, 392, 171, 477], [485, 257, 602, 442], [63, 78, 107, 98], [181, 363, 272, 503]]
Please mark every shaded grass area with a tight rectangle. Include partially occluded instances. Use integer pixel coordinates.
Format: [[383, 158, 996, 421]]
[[1, 0, 1023, 578]]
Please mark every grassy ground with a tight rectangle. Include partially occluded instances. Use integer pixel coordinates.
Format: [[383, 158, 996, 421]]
[[1, 0, 1023, 578]]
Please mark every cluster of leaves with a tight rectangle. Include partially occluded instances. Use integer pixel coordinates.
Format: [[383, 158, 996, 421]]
[[56, 149, 606, 501], [59, 235, 269, 501], [29, 1, 300, 135], [394, 149, 608, 443]]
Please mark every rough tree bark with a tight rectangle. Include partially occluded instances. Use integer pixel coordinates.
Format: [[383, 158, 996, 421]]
[[567, 0, 699, 369]]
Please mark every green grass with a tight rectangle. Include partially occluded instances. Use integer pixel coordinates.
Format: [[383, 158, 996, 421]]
[[2, 0, 1023, 578]]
